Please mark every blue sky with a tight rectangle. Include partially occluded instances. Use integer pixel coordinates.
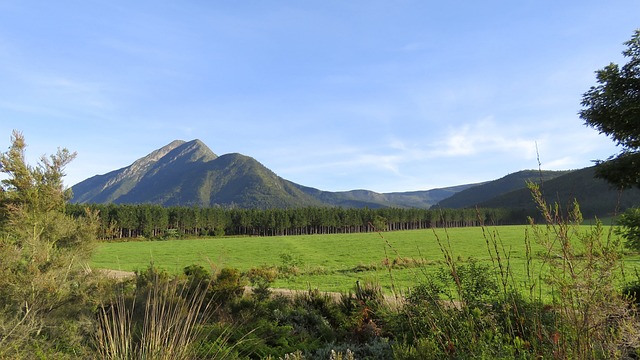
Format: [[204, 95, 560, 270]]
[[0, 1, 638, 193]]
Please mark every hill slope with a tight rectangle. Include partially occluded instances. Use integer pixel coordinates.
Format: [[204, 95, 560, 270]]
[[435, 170, 571, 208], [295, 183, 482, 208], [477, 167, 640, 218]]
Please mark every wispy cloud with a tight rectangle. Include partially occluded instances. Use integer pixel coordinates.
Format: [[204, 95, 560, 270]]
[[37, 75, 113, 108], [543, 156, 579, 169], [426, 119, 538, 159], [2, 71, 120, 122]]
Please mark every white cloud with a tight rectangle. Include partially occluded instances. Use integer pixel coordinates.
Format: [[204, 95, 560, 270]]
[[428, 119, 538, 159], [543, 156, 579, 170]]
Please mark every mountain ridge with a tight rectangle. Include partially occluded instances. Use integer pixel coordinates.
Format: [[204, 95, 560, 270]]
[[71, 139, 483, 208], [476, 167, 640, 218], [434, 169, 572, 209], [70, 139, 627, 213]]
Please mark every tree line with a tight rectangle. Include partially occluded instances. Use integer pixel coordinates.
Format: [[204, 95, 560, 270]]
[[65, 202, 534, 240]]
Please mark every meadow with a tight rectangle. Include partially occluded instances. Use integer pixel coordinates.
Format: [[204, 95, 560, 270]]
[[92, 224, 640, 295]]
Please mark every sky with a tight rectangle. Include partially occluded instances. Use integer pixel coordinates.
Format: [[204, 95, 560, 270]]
[[0, 1, 638, 193]]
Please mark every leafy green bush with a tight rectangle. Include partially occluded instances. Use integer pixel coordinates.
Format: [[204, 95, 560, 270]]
[[278, 253, 304, 277], [211, 268, 247, 306], [247, 265, 278, 301], [616, 207, 640, 250]]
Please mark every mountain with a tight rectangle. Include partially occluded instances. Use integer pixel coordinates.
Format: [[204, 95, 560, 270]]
[[294, 183, 482, 208], [434, 170, 572, 209], [72, 140, 215, 204], [73, 139, 633, 214], [476, 167, 640, 218], [72, 139, 477, 208], [71, 140, 324, 208]]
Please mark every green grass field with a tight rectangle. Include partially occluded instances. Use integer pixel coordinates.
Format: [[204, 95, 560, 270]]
[[91, 225, 640, 294]]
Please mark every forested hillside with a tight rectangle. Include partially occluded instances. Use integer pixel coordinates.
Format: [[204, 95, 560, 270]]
[[295, 183, 481, 208], [435, 170, 571, 208], [477, 166, 640, 218]]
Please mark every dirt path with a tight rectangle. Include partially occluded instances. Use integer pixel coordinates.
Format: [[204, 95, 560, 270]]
[[97, 269, 345, 300], [98, 269, 136, 279], [94, 268, 400, 303]]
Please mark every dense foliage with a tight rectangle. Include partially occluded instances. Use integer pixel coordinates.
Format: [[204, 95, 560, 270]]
[[617, 207, 640, 249], [580, 28, 640, 252], [580, 29, 640, 189]]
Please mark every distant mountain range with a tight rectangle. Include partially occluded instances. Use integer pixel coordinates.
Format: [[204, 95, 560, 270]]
[[71, 139, 640, 216], [71, 139, 475, 209]]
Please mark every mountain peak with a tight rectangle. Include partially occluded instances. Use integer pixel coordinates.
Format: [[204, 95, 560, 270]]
[[171, 139, 217, 163], [129, 140, 185, 169], [70, 139, 322, 207], [100, 140, 188, 190], [117, 139, 218, 182]]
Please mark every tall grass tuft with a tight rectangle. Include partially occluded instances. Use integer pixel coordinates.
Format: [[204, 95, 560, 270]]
[[95, 270, 213, 359], [527, 182, 639, 358], [95, 289, 134, 359]]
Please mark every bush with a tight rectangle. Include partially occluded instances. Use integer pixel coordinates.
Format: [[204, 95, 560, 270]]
[[247, 266, 278, 300], [616, 207, 640, 251], [311, 338, 391, 359], [528, 183, 639, 358], [623, 273, 640, 305], [211, 268, 247, 306]]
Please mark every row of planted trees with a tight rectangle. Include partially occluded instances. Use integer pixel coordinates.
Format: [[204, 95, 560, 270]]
[[65, 202, 534, 240]]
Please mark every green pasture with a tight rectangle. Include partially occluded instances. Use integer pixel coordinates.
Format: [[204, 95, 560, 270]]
[[92, 225, 640, 295]]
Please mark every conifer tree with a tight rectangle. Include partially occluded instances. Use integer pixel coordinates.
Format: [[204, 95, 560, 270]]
[[580, 29, 640, 189], [0, 130, 99, 357]]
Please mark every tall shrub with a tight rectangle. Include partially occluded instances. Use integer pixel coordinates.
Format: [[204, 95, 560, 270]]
[[528, 182, 639, 358], [0, 130, 100, 358]]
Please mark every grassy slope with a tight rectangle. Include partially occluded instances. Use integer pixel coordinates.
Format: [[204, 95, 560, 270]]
[[92, 226, 640, 295]]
